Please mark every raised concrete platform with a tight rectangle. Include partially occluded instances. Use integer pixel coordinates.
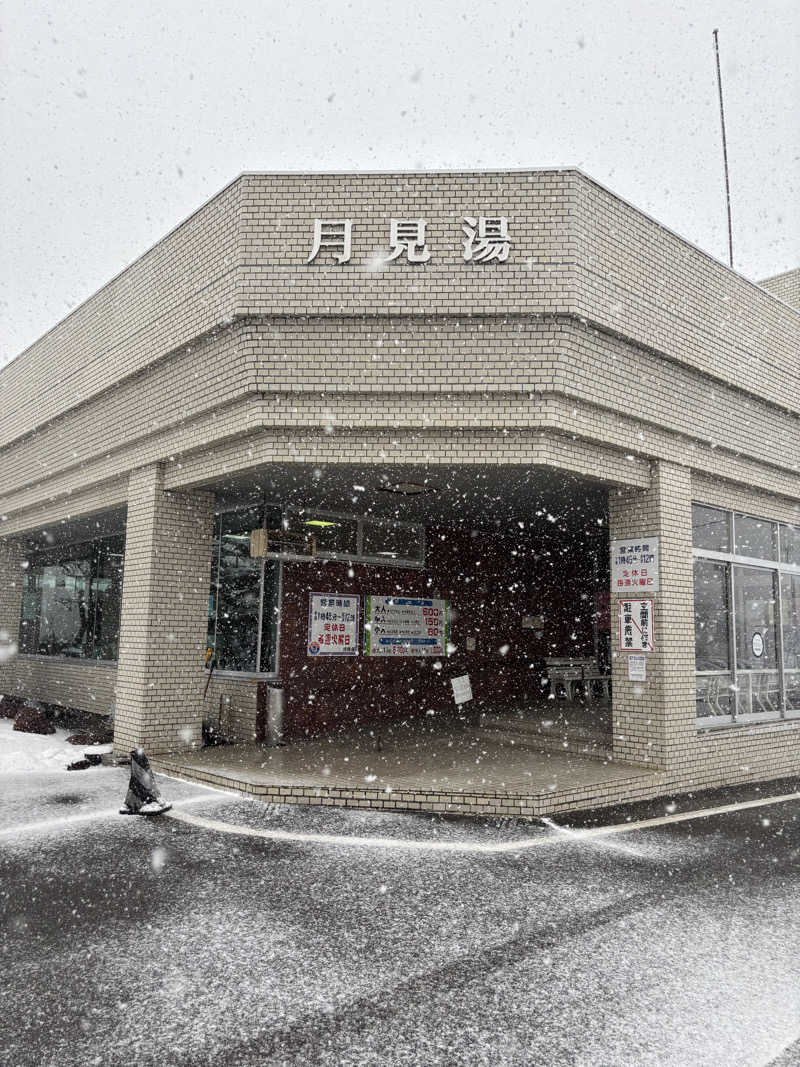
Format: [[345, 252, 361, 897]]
[[153, 717, 665, 818]]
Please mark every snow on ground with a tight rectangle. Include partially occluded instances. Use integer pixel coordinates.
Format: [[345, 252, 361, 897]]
[[2, 739, 799, 1065], [0, 717, 112, 776]]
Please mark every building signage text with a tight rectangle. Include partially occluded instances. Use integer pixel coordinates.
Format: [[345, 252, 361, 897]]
[[611, 537, 660, 593], [307, 593, 360, 656], [364, 595, 449, 657], [619, 599, 655, 653], [307, 216, 511, 265]]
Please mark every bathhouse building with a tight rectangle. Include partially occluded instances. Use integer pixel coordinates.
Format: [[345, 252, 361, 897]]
[[1, 170, 798, 816]]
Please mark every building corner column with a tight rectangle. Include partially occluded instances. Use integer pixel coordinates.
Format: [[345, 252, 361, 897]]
[[114, 464, 215, 756], [608, 461, 696, 769]]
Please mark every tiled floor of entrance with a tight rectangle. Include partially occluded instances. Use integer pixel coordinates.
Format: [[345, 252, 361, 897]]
[[154, 711, 666, 818]]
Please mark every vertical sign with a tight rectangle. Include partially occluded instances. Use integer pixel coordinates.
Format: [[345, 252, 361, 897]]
[[307, 593, 360, 656], [364, 596, 449, 657], [619, 599, 655, 652], [610, 537, 660, 592]]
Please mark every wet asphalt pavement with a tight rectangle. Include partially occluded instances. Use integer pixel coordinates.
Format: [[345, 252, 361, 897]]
[[1, 762, 799, 1067]]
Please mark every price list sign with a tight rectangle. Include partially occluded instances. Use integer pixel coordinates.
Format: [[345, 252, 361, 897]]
[[364, 596, 449, 657]]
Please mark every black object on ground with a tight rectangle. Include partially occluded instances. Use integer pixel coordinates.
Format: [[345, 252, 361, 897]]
[[119, 749, 172, 815], [67, 759, 91, 772]]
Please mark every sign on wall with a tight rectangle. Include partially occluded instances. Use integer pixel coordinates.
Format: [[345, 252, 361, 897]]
[[364, 596, 449, 657], [451, 675, 473, 705], [306, 216, 512, 265], [619, 599, 655, 653], [611, 537, 660, 593], [628, 654, 647, 681], [307, 593, 360, 656]]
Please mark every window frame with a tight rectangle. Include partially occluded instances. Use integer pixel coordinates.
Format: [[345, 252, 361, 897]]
[[207, 504, 283, 680], [693, 503, 800, 728], [207, 502, 425, 678], [17, 532, 125, 665]]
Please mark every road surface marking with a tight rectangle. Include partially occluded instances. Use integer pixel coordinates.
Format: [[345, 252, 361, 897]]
[[166, 789, 800, 853], [0, 791, 227, 839]]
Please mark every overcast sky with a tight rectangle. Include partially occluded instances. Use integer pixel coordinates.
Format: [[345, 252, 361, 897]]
[[1, 0, 797, 368]]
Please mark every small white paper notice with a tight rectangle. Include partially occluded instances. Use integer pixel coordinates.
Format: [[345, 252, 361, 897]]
[[628, 655, 646, 682], [451, 674, 473, 705]]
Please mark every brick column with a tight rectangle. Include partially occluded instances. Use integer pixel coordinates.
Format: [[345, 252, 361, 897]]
[[0, 537, 25, 695], [114, 464, 215, 756], [608, 461, 696, 768]]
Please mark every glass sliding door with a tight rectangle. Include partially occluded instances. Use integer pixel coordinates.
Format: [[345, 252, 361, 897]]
[[781, 572, 800, 713], [733, 565, 780, 718], [206, 505, 283, 676], [693, 558, 733, 722], [213, 506, 263, 673]]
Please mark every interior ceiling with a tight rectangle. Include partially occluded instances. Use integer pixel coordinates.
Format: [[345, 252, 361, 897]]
[[207, 463, 609, 534], [21, 507, 127, 549]]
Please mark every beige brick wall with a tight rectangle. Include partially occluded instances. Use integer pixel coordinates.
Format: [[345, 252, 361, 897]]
[[759, 267, 800, 311], [0, 179, 242, 449], [113, 465, 214, 755], [9, 657, 116, 714], [203, 675, 259, 742], [609, 462, 696, 767], [2, 171, 798, 524]]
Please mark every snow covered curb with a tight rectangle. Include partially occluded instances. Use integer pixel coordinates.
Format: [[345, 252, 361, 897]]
[[0, 718, 112, 776]]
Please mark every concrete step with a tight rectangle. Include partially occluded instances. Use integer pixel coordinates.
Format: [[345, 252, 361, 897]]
[[477, 715, 613, 761]]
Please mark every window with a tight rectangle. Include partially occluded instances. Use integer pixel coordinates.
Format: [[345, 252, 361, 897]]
[[206, 503, 425, 674], [734, 513, 777, 561], [207, 506, 280, 674], [781, 525, 800, 567], [692, 504, 730, 553], [281, 509, 424, 567], [298, 513, 358, 557], [693, 558, 733, 721], [781, 573, 800, 711], [692, 503, 800, 726], [361, 519, 424, 563], [18, 535, 125, 661]]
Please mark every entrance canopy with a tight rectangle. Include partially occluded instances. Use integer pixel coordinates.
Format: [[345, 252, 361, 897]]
[[205, 460, 608, 534]]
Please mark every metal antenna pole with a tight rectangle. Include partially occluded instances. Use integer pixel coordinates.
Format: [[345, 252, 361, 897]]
[[713, 29, 734, 268]]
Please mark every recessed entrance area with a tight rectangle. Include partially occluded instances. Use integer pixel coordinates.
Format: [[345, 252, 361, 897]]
[[195, 461, 613, 756]]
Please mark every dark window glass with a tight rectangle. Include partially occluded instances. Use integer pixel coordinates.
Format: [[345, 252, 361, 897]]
[[207, 519, 220, 656], [362, 521, 424, 562], [692, 504, 730, 552], [18, 534, 124, 660], [780, 524, 800, 567], [93, 541, 124, 660], [213, 507, 262, 672], [732, 565, 781, 718], [299, 514, 358, 557], [734, 514, 777, 561], [734, 565, 778, 669], [693, 559, 731, 672], [260, 561, 280, 673], [782, 573, 800, 711]]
